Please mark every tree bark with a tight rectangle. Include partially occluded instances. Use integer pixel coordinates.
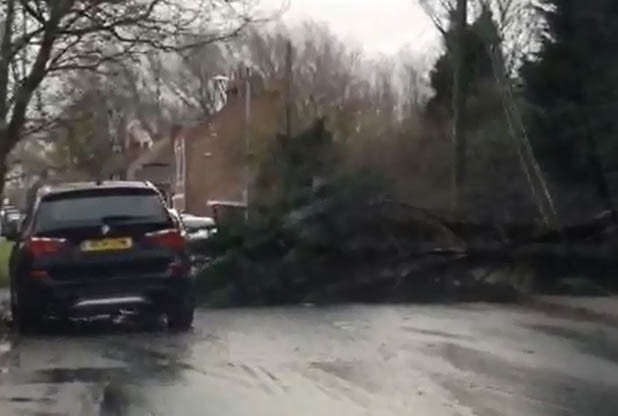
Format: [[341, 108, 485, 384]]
[[573, 73, 618, 233], [284, 40, 293, 138], [0, 0, 15, 121], [581, 114, 618, 230], [0, 147, 6, 202], [452, 0, 468, 216]]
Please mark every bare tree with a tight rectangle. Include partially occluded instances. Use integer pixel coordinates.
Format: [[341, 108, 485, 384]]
[[478, 0, 543, 73], [419, 0, 542, 74], [0, 0, 267, 194], [158, 20, 389, 136], [163, 43, 232, 119], [401, 61, 426, 110], [451, 0, 468, 214]]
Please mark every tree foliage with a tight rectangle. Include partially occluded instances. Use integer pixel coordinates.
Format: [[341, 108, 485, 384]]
[[253, 119, 339, 226], [427, 5, 500, 119], [522, 0, 618, 182], [419, 0, 543, 74]]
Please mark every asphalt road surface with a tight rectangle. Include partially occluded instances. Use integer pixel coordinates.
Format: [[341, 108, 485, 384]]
[[0, 304, 618, 416]]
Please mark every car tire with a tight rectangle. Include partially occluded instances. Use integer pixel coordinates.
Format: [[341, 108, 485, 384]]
[[9, 280, 17, 325], [14, 294, 43, 334], [167, 294, 194, 331]]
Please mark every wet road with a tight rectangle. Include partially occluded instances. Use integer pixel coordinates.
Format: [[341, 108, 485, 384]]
[[1, 304, 618, 416]]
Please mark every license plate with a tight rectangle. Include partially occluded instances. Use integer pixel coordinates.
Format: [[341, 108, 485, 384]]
[[81, 237, 133, 252]]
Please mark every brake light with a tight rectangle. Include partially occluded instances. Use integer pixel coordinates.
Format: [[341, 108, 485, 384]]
[[144, 229, 184, 251], [26, 237, 66, 257]]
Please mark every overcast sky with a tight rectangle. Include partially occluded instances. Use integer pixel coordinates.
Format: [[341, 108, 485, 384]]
[[261, 0, 440, 56]]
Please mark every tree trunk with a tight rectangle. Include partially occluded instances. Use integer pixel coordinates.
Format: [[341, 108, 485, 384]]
[[574, 80, 618, 231], [285, 40, 294, 138], [0, 131, 9, 201], [452, 0, 468, 216], [582, 116, 618, 228]]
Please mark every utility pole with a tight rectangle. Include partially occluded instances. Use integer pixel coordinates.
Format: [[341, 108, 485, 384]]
[[452, 0, 467, 216], [284, 40, 294, 138], [244, 67, 252, 221]]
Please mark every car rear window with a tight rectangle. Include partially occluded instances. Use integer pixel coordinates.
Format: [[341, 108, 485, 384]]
[[34, 188, 170, 232]]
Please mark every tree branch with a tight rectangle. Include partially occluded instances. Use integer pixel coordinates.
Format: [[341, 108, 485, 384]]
[[5, 1, 68, 153], [19, 0, 46, 25]]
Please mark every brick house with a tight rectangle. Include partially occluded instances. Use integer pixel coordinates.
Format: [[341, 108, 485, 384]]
[[130, 80, 283, 216], [182, 86, 281, 216], [126, 135, 176, 204]]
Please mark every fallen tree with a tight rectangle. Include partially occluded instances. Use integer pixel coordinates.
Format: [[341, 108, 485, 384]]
[[194, 197, 618, 307]]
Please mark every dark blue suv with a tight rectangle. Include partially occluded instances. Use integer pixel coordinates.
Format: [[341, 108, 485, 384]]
[[5, 181, 194, 332]]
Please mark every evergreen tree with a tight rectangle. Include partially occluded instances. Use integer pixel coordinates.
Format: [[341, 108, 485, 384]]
[[427, 5, 501, 119], [522, 0, 618, 184], [253, 119, 339, 226]]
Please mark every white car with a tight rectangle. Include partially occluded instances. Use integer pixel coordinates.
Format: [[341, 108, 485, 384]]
[[181, 214, 217, 241]]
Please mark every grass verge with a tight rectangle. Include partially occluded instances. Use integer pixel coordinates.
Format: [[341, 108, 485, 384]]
[[0, 239, 12, 288]]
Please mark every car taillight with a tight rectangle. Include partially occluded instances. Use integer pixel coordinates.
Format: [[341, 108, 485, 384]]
[[144, 229, 185, 251], [26, 237, 66, 257]]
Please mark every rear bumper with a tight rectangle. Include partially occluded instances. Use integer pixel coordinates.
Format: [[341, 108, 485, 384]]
[[23, 275, 192, 317]]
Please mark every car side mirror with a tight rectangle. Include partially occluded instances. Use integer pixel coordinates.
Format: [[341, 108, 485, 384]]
[[2, 217, 21, 241]]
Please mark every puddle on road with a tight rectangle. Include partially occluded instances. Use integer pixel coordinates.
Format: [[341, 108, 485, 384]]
[[331, 321, 356, 331], [1, 396, 54, 404], [0, 334, 11, 377], [99, 382, 134, 416], [527, 324, 587, 342], [0, 365, 181, 387], [527, 324, 618, 365], [309, 359, 381, 395], [402, 326, 476, 342], [434, 342, 618, 416], [36, 367, 135, 384]]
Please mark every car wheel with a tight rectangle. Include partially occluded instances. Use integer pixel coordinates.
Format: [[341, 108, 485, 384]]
[[9, 278, 17, 324], [167, 294, 194, 331], [15, 301, 43, 334], [14, 285, 43, 334]]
